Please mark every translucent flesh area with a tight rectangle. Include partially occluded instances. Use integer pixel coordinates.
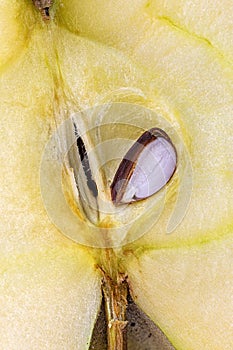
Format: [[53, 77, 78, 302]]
[[0, 17, 105, 346], [54, 1, 233, 348], [0, 2, 150, 345], [57, 0, 233, 248], [0, 35, 117, 350]]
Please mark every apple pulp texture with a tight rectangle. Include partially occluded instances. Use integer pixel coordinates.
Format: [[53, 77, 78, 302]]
[[0, 1, 233, 350]]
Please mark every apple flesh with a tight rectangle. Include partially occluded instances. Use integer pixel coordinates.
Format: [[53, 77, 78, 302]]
[[0, 1, 233, 349]]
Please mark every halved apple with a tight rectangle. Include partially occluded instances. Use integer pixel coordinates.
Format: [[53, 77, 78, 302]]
[[0, 1, 232, 349]]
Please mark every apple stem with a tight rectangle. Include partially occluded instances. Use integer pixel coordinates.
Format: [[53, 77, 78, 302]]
[[102, 272, 128, 350]]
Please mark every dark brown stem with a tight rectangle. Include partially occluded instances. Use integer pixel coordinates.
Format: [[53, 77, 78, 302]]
[[102, 273, 128, 350]]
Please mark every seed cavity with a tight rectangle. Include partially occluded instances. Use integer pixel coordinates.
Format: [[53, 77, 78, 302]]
[[73, 123, 98, 198], [111, 128, 177, 205]]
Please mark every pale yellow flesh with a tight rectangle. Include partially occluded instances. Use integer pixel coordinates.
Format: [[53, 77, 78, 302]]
[[0, 249, 101, 349], [0, 2, 149, 347], [58, 0, 233, 248], [0, 1, 233, 349], [125, 236, 233, 350], [0, 24, 103, 345]]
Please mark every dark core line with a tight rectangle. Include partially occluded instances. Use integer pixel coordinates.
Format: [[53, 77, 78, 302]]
[[73, 123, 98, 198], [44, 7, 50, 17]]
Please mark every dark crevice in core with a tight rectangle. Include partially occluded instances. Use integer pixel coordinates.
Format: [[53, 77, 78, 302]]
[[73, 123, 98, 198], [44, 7, 50, 17]]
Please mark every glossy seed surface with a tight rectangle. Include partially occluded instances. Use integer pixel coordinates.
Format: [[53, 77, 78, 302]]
[[111, 128, 177, 205]]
